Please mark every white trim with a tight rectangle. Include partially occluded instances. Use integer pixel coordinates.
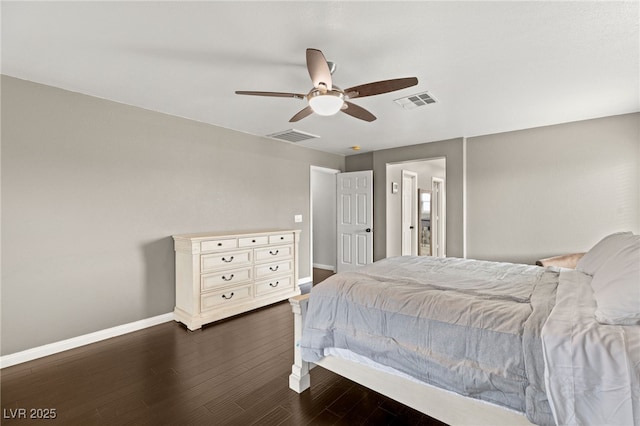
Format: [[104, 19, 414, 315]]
[[299, 275, 314, 294], [312, 263, 335, 271], [2, 275, 315, 369], [310, 165, 340, 281], [401, 170, 419, 256], [299, 276, 313, 286], [432, 177, 446, 257], [310, 165, 341, 174], [462, 137, 467, 259], [0, 313, 174, 369]]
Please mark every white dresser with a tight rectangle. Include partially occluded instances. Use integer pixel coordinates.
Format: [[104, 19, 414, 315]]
[[173, 229, 301, 330]]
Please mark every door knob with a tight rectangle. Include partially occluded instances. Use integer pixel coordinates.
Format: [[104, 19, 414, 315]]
[[365, 228, 372, 233]]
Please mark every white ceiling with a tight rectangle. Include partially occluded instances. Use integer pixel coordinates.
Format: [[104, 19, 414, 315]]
[[2, 1, 639, 156]]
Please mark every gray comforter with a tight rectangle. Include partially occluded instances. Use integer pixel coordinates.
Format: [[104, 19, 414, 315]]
[[300, 256, 558, 425]]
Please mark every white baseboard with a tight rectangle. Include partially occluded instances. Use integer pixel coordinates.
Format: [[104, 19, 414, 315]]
[[299, 276, 312, 286], [0, 277, 313, 368], [0, 312, 174, 369], [299, 276, 313, 294], [2, 277, 316, 369], [313, 263, 335, 272]]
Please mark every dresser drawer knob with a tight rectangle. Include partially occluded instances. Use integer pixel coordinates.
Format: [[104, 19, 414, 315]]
[[221, 256, 234, 263], [269, 250, 279, 256], [269, 281, 279, 288], [269, 266, 279, 272], [221, 292, 234, 300], [217, 242, 223, 246], [252, 239, 256, 243], [222, 274, 234, 281]]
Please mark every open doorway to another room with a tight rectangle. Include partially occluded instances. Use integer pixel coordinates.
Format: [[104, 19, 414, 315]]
[[310, 166, 339, 284], [401, 170, 419, 256], [386, 158, 446, 258], [430, 176, 445, 257]]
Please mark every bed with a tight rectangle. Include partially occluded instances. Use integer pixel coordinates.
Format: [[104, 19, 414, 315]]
[[289, 232, 640, 426]]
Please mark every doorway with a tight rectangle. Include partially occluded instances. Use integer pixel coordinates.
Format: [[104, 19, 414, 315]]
[[401, 170, 418, 256], [310, 167, 374, 280], [418, 189, 432, 255], [386, 158, 446, 258], [310, 166, 339, 280], [431, 177, 446, 257]]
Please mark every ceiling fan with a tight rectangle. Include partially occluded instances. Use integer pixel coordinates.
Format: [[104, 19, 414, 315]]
[[235, 48, 418, 123]]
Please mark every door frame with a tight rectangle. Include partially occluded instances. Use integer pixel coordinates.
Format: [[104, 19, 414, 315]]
[[386, 158, 446, 258], [431, 176, 446, 257], [401, 170, 418, 256], [310, 166, 340, 279]]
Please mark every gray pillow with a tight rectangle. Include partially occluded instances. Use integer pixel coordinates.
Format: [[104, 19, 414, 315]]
[[576, 232, 634, 276], [580, 232, 640, 325]]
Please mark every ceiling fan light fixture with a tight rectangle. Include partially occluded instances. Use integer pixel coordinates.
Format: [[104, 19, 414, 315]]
[[236, 48, 417, 123], [308, 90, 345, 116]]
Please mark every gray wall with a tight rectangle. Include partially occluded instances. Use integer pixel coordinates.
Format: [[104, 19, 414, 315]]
[[346, 138, 465, 261], [345, 113, 639, 266], [466, 113, 640, 264], [1, 76, 344, 355], [3, 75, 638, 356]]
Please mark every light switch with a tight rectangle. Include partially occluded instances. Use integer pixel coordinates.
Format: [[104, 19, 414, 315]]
[[294, 214, 303, 223]]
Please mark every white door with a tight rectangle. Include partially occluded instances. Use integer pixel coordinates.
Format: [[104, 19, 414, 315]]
[[337, 171, 373, 272], [431, 177, 446, 257], [401, 170, 418, 256]]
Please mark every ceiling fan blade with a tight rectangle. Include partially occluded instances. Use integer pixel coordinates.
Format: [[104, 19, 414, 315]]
[[235, 91, 305, 99], [289, 106, 314, 122], [345, 77, 418, 99], [306, 48, 332, 91], [342, 101, 377, 122]]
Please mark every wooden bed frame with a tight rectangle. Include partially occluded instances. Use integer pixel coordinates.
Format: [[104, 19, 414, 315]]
[[288, 294, 534, 426]]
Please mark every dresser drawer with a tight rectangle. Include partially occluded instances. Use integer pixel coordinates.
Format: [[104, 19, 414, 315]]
[[201, 250, 251, 272], [201, 284, 252, 311], [254, 244, 293, 262], [255, 260, 293, 278], [269, 233, 294, 244], [255, 276, 293, 296], [238, 236, 269, 247], [201, 267, 251, 290], [201, 238, 237, 252]]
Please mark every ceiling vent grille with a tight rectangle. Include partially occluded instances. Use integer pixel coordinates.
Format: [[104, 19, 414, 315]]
[[394, 91, 438, 110], [266, 129, 320, 143]]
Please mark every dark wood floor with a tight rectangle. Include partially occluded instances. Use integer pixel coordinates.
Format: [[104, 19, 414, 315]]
[[1, 269, 446, 425], [312, 267, 335, 285]]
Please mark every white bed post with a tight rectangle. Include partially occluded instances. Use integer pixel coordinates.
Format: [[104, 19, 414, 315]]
[[289, 294, 311, 392]]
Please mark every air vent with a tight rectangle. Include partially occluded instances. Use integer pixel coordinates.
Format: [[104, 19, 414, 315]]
[[266, 129, 320, 143], [394, 91, 438, 110]]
